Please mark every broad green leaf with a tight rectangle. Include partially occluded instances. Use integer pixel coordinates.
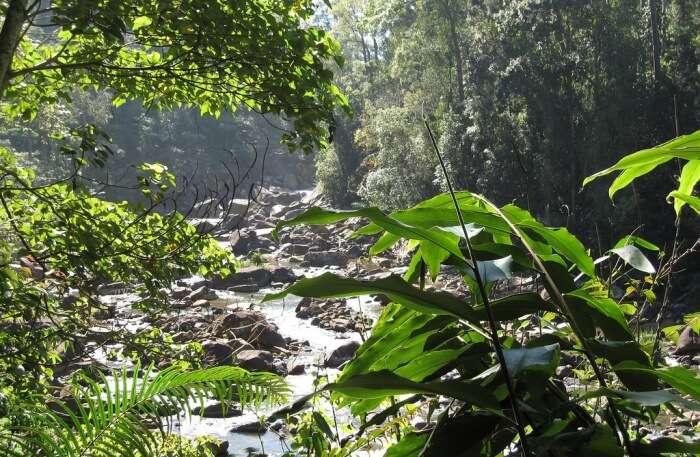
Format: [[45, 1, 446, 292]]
[[582, 388, 700, 410], [588, 340, 657, 391], [474, 292, 556, 321], [609, 245, 656, 273], [668, 191, 700, 214], [419, 241, 450, 280], [273, 207, 468, 262], [614, 362, 700, 403], [501, 205, 595, 277], [632, 437, 700, 456], [583, 130, 700, 188], [672, 159, 700, 214], [264, 272, 483, 326], [469, 255, 514, 283], [384, 433, 428, 457], [566, 289, 633, 340], [324, 370, 500, 410], [613, 235, 659, 251], [503, 343, 560, 377], [607, 160, 666, 199]]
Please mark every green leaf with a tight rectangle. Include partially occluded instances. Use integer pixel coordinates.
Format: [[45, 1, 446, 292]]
[[324, 370, 500, 410], [632, 437, 700, 456], [613, 362, 700, 403], [582, 388, 700, 410], [132, 16, 153, 30], [588, 340, 657, 391], [583, 130, 700, 190], [668, 191, 700, 214], [470, 255, 514, 283], [273, 207, 469, 263], [264, 272, 483, 326], [609, 245, 656, 273], [474, 292, 556, 322], [672, 159, 700, 214], [613, 235, 659, 251], [385, 433, 428, 457], [503, 343, 560, 377], [566, 289, 633, 340]]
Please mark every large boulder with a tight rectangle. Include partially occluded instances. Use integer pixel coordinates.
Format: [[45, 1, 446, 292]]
[[675, 326, 700, 355], [271, 267, 297, 284], [303, 251, 349, 267], [193, 402, 242, 418], [209, 267, 272, 290], [325, 341, 360, 368], [218, 309, 264, 339], [236, 350, 274, 372], [202, 340, 234, 365], [252, 323, 287, 350]]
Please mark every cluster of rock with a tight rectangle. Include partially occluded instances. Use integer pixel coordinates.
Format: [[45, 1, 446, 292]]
[[294, 297, 372, 335]]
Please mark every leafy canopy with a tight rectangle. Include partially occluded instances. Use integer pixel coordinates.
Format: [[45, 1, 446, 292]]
[[1, 0, 350, 153]]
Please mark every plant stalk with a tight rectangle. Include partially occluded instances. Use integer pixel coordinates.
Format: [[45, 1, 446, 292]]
[[425, 120, 533, 457]]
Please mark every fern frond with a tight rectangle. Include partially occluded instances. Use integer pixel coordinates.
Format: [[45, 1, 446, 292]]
[[1, 362, 288, 457]]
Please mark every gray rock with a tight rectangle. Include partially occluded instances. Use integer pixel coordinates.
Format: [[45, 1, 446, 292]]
[[289, 364, 305, 375], [231, 420, 268, 434], [253, 323, 287, 350], [187, 285, 209, 302], [271, 267, 297, 283], [193, 402, 242, 418], [209, 267, 272, 289], [325, 341, 360, 368], [219, 309, 264, 339], [303, 251, 349, 267], [237, 350, 274, 372], [202, 340, 234, 364], [228, 283, 260, 293]]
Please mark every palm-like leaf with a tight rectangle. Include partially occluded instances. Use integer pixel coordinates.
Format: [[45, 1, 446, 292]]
[[1, 363, 288, 457]]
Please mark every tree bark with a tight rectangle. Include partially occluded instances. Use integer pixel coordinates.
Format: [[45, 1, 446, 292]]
[[0, 0, 28, 101], [649, 0, 662, 81]]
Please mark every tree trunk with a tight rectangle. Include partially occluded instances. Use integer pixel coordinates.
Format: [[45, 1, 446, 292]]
[[447, 17, 465, 107], [0, 0, 28, 101], [372, 36, 379, 60], [649, 0, 662, 81]]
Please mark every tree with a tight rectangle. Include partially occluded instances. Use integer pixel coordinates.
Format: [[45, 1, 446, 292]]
[[0, 0, 349, 153]]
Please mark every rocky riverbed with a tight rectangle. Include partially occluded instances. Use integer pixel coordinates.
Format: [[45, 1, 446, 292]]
[[48, 187, 700, 456]]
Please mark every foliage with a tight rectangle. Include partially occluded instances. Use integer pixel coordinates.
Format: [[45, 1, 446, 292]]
[[321, 0, 700, 246], [0, 0, 350, 153], [270, 132, 700, 455], [0, 362, 287, 457], [0, 143, 237, 407]]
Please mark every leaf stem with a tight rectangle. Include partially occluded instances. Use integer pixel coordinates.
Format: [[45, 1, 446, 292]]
[[425, 120, 533, 457]]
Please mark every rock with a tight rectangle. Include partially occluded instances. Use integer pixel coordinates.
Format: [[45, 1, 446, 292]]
[[193, 402, 242, 418], [675, 326, 700, 355], [230, 230, 259, 256], [303, 251, 350, 267], [209, 267, 272, 289], [295, 297, 313, 313], [202, 340, 234, 364], [296, 304, 324, 319], [270, 204, 289, 218], [555, 365, 573, 378], [236, 350, 274, 372], [191, 299, 209, 307], [170, 286, 190, 300], [187, 285, 209, 302], [271, 267, 297, 283], [253, 323, 287, 350], [325, 341, 360, 368], [219, 309, 264, 339], [289, 364, 305, 375], [231, 420, 268, 434], [228, 283, 260, 293], [203, 436, 229, 457]]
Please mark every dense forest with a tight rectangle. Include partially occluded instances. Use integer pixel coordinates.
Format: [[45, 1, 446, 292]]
[[0, 1, 699, 457]]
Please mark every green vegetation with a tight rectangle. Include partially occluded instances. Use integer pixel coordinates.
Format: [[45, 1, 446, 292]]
[[1, 0, 699, 456], [270, 129, 700, 456]]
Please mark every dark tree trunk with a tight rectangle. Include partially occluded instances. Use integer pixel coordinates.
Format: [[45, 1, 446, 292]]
[[0, 0, 28, 100]]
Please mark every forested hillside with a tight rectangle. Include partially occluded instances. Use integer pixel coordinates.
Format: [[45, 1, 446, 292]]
[[1, 1, 699, 457], [319, 0, 699, 246]]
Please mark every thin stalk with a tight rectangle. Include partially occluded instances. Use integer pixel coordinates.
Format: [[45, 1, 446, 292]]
[[472, 194, 635, 456], [425, 120, 532, 457]]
